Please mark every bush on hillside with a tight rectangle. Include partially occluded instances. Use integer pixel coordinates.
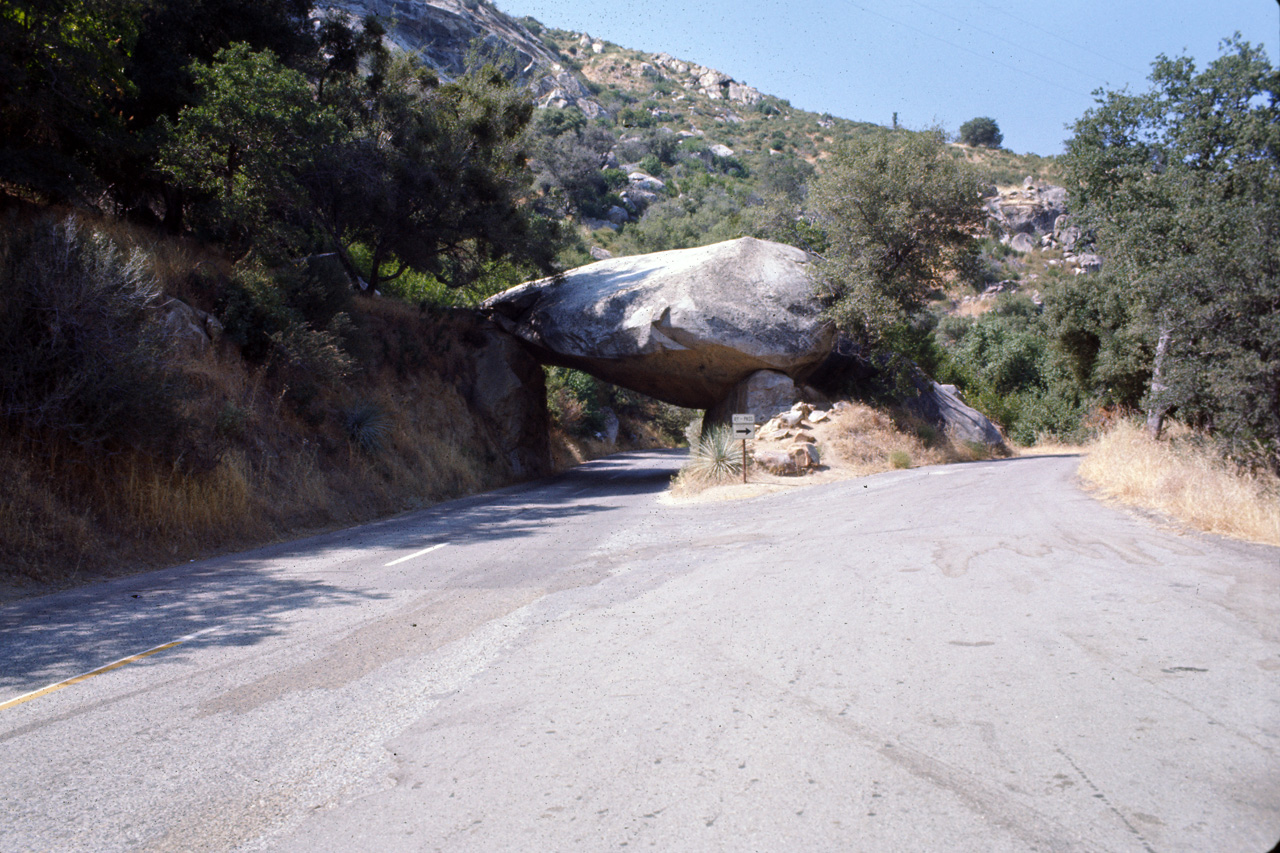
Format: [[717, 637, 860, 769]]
[[0, 216, 189, 455], [958, 117, 1003, 148]]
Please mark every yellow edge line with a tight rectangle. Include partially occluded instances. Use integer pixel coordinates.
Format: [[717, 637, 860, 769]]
[[0, 627, 220, 712]]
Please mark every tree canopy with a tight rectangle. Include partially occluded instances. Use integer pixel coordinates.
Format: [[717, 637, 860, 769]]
[[1, 1, 562, 289], [1062, 35, 1280, 450], [0, 0, 143, 201], [159, 43, 344, 255], [958, 117, 1002, 149], [808, 130, 986, 342]]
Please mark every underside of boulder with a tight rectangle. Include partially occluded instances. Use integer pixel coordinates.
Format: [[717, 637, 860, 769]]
[[483, 237, 835, 410]]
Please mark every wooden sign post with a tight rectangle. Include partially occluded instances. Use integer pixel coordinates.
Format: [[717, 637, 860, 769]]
[[731, 414, 756, 484]]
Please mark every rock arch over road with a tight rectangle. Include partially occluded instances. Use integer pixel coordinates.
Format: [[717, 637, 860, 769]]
[[483, 237, 836, 416]]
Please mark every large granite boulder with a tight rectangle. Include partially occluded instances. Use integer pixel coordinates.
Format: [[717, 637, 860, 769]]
[[904, 381, 1007, 449], [704, 370, 797, 427], [483, 237, 835, 410]]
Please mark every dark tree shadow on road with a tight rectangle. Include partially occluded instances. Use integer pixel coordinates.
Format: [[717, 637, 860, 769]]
[[0, 450, 687, 694]]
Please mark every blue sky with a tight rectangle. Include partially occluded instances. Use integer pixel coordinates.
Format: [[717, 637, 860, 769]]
[[493, 0, 1280, 156]]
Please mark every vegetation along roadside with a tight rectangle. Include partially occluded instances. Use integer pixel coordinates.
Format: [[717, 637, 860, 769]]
[[1, 0, 1275, 592]]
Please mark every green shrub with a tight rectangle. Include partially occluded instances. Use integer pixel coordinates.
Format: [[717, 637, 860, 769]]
[[889, 450, 912, 469], [217, 264, 295, 361], [619, 107, 655, 128], [546, 366, 608, 435], [215, 403, 249, 439], [0, 216, 189, 455], [600, 168, 629, 191], [958, 117, 1003, 148]]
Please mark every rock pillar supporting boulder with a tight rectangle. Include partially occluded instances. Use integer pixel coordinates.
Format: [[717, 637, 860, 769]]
[[462, 323, 553, 478], [704, 369, 797, 431]]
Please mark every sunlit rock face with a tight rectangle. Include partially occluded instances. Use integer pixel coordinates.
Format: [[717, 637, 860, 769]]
[[320, 0, 605, 115], [483, 237, 835, 410]]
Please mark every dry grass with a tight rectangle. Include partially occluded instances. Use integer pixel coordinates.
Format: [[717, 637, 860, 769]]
[[829, 403, 1000, 473], [1018, 439, 1088, 457], [0, 367, 509, 589], [664, 401, 1005, 503], [828, 404, 945, 474], [1079, 420, 1280, 546], [0, 268, 532, 592], [549, 427, 616, 470]]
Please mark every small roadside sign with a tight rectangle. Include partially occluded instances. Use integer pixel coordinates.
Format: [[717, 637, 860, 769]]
[[730, 414, 754, 484]]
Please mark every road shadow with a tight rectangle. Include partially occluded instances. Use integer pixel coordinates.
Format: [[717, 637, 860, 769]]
[[0, 449, 689, 692], [0, 564, 384, 693]]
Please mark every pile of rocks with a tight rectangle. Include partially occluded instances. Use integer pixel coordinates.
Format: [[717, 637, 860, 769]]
[[647, 53, 764, 105], [750, 402, 831, 475], [986, 177, 1103, 275], [986, 177, 1068, 241]]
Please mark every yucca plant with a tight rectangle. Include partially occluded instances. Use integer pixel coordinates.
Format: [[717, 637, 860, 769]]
[[344, 402, 393, 454], [684, 425, 743, 482]]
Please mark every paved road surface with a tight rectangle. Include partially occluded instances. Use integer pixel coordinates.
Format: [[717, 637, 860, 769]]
[[1, 452, 1277, 852]]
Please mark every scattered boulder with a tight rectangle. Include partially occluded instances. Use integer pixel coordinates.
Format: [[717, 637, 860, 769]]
[[776, 411, 805, 429], [1009, 232, 1036, 253], [627, 171, 666, 193], [752, 444, 819, 476], [650, 52, 762, 105], [791, 442, 820, 467], [483, 237, 835, 410], [1077, 254, 1103, 274], [987, 178, 1068, 237], [155, 298, 223, 358], [903, 380, 1006, 449]]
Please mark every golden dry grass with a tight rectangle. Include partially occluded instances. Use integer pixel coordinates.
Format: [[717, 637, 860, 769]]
[[665, 401, 1005, 502], [1079, 420, 1280, 546], [0, 297, 529, 591], [0, 210, 556, 597], [829, 403, 1001, 472]]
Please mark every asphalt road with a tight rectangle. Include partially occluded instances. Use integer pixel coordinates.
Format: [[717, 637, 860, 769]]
[[1, 452, 1277, 852]]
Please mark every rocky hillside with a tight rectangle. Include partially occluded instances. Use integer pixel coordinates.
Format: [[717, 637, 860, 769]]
[[322, 0, 1058, 183], [317, 0, 603, 114]]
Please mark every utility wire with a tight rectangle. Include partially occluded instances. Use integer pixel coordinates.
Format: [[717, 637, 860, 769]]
[[845, 1, 1087, 97], [972, 0, 1148, 76], [907, 0, 1126, 88]]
